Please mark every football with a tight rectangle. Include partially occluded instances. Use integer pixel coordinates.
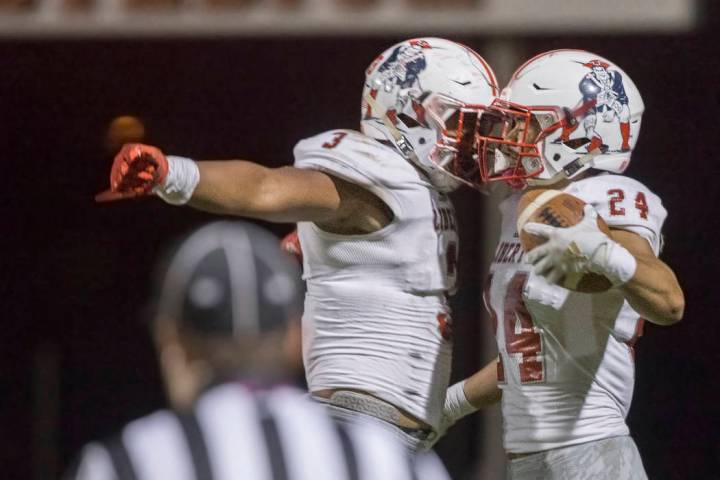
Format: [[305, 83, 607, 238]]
[[517, 189, 613, 293]]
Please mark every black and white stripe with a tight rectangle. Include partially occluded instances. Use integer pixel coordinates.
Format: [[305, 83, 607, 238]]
[[67, 384, 448, 480]]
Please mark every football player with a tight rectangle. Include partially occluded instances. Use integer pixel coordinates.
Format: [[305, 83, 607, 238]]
[[438, 50, 684, 478], [96, 38, 499, 452]]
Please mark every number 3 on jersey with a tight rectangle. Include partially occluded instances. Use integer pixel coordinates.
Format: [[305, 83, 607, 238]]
[[432, 193, 458, 290], [485, 272, 545, 383], [322, 132, 347, 149]]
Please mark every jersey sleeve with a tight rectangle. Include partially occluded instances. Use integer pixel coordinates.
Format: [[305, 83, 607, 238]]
[[293, 130, 403, 216], [565, 174, 667, 255]]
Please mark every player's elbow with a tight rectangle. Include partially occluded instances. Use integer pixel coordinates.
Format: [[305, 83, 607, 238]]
[[665, 289, 685, 325], [654, 288, 685, 326]]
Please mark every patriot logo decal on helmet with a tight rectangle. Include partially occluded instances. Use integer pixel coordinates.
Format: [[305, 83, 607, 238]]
[[562, 59, 632, 153], [376, 40, 431, 92], [365, 40, 432, 126]]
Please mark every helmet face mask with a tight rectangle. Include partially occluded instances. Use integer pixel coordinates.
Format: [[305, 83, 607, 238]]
[[478, 49, 644, 188], [361, 38, 498, 192], [476, 100, 547, 187], [424, 95, 490, 190]]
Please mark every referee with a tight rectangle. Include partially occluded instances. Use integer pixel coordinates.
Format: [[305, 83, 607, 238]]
[[65, 221, 450, 480]]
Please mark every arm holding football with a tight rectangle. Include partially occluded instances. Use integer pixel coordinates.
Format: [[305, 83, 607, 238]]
[[610, 229, 684, 326], [525, 205, 684, 325], [525, 205, 637, 287]]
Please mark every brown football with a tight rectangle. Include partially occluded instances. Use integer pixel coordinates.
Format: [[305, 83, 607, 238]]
[[517, 189, 613, 293]]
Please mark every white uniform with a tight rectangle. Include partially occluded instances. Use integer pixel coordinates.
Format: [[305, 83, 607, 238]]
[[486, 174, 665, 454], [294, 129, 458, 429]]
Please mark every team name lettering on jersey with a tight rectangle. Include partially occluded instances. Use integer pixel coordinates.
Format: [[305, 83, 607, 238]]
[[433, 206, 457, 232], [492, 241, 524, 264]]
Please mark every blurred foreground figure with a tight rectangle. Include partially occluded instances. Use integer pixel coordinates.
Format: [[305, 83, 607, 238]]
[[65, 221, 449, 480], [96, 37, 500, 452]]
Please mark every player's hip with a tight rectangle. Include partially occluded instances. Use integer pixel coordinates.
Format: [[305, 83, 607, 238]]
[[312, 390, 438, 453], [506, 435, 647, 480], [306, 366, 449, 428], [501, 391, 632, 453]]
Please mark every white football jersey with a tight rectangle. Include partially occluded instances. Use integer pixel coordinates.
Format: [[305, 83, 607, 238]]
[[486, 174, 666, 453], [293, 129, 458, 428]]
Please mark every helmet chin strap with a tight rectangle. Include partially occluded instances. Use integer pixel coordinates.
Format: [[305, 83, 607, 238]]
[[527, 147, 601, 186], [363, 91, 460, 192], [363, 91, 419, 162]]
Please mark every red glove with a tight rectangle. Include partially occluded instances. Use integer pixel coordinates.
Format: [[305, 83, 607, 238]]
[[95, 143, 169, 202], [281, 229, 303, 262]]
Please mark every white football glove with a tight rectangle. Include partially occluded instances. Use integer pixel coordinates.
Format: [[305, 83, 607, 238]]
[[523, 204, 637, 287]]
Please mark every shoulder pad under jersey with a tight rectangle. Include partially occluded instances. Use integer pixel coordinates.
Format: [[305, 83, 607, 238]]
[[294, 129, 424, 215], [294, 130, 423, 186]]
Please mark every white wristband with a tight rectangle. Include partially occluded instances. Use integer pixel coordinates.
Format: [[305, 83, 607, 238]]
[[595, 241, 637, 286], [154, 156, 200, 205], [443, 380, 477, 424]]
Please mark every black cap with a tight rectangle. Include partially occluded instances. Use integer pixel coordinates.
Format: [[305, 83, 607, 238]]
[[154, 221, 303, 337]]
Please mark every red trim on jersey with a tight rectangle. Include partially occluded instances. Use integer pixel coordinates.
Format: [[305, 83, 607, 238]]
[[436, 313, 453, 341], [497, 357, 506, 383], [625, 318, 645, 361]]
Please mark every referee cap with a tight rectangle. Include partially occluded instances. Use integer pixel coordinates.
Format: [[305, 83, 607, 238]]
[[154, 221, 303, 337]]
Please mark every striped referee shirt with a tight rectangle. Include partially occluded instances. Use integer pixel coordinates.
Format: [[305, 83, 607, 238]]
[[66, 383, 450, 480]]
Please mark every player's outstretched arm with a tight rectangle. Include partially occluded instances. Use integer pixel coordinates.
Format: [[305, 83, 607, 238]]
[[95, 143, 373, 226], [190, 161, 342, 223], [610, 229, 684, 326]]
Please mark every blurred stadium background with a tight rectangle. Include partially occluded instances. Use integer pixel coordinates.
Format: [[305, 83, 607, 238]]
[[1, 0, 718, 478]]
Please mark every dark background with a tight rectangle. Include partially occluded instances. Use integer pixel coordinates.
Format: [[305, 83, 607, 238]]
[[2, 9, 720, 479]]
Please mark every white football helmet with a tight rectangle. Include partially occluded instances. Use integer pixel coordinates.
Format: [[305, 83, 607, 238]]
[[361, 38, 499, 191], [477, 49, 644, 187]]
